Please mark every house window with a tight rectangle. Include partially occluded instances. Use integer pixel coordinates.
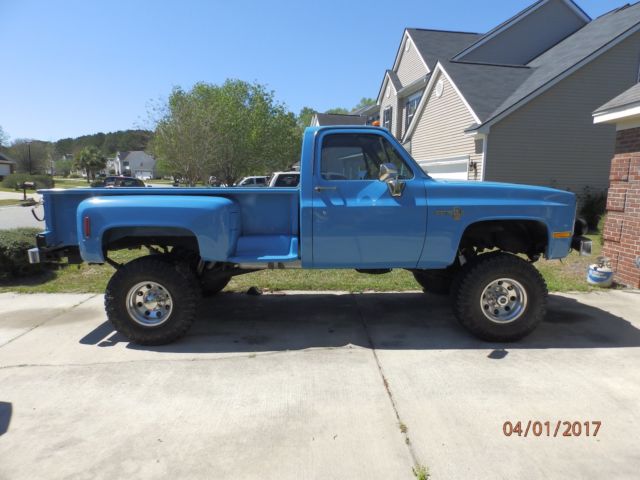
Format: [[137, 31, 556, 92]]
[[383, 107, 392, 130], [405, 92, 421, 128]]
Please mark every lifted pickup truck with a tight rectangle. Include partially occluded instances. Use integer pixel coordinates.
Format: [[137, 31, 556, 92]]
[[29, 126, 590, 345]]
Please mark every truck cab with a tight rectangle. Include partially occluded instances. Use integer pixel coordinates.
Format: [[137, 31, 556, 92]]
[[30, 126, 590, 345]]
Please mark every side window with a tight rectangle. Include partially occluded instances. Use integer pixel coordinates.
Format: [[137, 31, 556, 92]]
[[320, 134, 414, 181], [383, 107, 392, 130]]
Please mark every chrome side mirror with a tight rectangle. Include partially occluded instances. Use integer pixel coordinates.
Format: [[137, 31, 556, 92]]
[[379, 163, 405, 197]]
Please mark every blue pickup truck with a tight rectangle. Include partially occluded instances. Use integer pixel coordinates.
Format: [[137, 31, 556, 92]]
[[28, 126, 590, 345]]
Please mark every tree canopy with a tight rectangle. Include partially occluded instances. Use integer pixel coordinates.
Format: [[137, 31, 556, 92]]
[[0, 126, 8, 147], [74, 146, 106, 181], [55, 129, 152, 157], [151, 80, 301, 185]]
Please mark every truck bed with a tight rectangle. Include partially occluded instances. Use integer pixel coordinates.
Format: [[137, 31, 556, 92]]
[[39, 187, 300, 264]]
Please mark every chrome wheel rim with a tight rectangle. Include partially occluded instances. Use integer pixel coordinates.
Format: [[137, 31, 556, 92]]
[[126, 281, 173, 327], [480, 278, 527, 324]]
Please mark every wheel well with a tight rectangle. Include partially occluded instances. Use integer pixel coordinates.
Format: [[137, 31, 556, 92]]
[[459, 220, 548, 258], [102, 227, 199, 254]]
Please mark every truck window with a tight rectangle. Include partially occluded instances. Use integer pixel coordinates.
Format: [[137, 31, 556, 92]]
[[274, 174, 300, 187], [320, 133, 413, 181]]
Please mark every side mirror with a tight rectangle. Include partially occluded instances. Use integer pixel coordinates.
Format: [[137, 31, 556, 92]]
[[379, 163, 405, 197]]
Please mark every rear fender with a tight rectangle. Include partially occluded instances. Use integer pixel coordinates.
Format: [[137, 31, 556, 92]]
[[76, 195, 240, 263]]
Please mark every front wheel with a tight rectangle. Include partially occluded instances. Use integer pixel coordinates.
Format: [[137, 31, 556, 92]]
[[105, 255, 201, 345], [451, 252, 547, 342]]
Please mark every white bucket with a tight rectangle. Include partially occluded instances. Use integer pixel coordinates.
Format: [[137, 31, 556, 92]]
[[587, 264, 613, 287]]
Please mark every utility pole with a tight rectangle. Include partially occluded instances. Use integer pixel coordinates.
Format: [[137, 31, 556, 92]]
[[27, 141, 32, 175]]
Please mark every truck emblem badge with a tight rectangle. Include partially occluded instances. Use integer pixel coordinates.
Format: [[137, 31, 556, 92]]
[[435, 207, 463, 221]]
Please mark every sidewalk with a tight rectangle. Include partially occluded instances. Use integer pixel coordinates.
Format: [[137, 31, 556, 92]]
[[0, 290, 639, 479]]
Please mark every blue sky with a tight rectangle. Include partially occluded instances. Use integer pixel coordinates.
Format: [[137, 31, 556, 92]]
[[0, 0, 629, 141]]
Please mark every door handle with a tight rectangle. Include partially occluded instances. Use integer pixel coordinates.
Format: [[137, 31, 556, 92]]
[[314, 186, 337, 192]]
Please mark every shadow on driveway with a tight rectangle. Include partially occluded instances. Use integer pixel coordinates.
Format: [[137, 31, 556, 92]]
[[79, 292, 640, 353]]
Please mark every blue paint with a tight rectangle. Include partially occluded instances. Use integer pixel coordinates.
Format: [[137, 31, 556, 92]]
[[38, 126, 578, 269]]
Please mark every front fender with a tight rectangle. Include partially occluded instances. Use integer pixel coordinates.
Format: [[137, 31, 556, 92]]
[[77, 195, 240, 263]]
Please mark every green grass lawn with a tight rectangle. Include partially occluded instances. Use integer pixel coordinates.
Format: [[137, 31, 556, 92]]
[[0, 199, 26, 206], [0, 233, 602, 294], [52, 177, 91, 188]]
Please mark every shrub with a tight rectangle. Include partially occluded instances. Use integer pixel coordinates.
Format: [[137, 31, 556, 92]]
[[0, 228, 44, 280], [0, 173, 55, 190], [579, 187, 607, 232]]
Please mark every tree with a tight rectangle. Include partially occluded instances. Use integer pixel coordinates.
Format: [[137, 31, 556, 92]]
[[354, 97, 375, 110], [0, 126, 8, 147], [54, 157, 74, 177], [297, 107, 317, 129], [151, 80, 300, 186], [75, 146, 106, 182], [5, 139, 51, 174]]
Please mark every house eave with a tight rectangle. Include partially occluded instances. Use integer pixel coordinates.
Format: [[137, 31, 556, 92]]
[[593, 101, 640, 124]]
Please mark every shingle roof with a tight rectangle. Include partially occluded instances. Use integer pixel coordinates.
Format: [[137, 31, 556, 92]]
[[406, 29, 482, 70], [0, 153, 16, 164], [444, 62, 532, 122], [459, 1, 640, 128], [313, 113, 367, 126], [387, 70, 402, 92], [595, 78, 640, 113]]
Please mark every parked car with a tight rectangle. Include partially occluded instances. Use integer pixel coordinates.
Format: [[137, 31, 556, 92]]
[[268, 172, 300, 187], [92, 176, 147, 188], [234, 176, 268, 187], [29, 126, 590, 346]]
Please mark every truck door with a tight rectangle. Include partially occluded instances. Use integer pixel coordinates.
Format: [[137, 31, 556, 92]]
[[311, 130, 427, 268]]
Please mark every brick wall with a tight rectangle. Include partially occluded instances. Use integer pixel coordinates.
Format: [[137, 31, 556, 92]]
[[602, 127, 640, 288]]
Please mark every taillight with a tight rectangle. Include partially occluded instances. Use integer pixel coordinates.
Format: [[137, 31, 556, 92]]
[[83, 216, 91, 238]]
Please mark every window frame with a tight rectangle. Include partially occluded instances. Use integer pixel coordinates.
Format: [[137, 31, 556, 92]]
[[404, 92, 421, 129], [317, 132, 416, 182]]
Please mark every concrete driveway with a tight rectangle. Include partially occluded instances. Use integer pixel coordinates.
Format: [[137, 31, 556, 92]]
[[0, 290, 639, 479]]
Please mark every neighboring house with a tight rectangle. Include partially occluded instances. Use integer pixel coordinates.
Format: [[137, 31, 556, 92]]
[[372, 0, 640, 195], [0, 153, 17, 179], [113, 151, 157, 180], [310, 113, 367, 127], [593, 82, 640, 288], [350, 103, 380, 125]]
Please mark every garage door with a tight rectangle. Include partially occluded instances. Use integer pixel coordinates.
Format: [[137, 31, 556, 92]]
[[0, 164, 11, 177], [417, 156, 469, 180]]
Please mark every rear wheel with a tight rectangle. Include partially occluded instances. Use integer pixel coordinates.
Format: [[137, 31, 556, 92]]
[[451, 252, 547, 342], [105, 255, 201, 345]]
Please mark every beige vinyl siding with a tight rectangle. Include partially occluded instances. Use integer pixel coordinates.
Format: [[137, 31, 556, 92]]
[[486, 31, 640, 195], [396, 37, 428, 86], [410, 72, 483, 180]]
